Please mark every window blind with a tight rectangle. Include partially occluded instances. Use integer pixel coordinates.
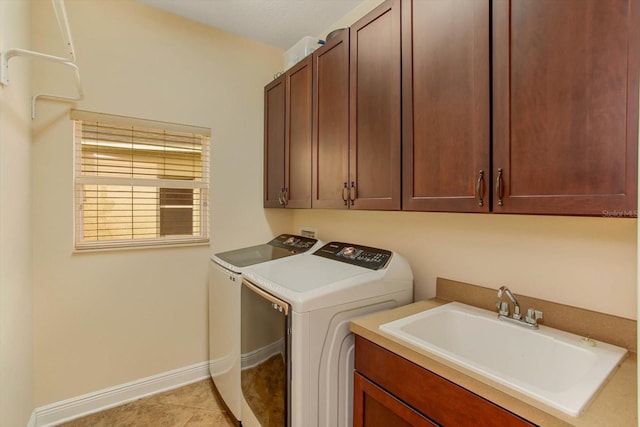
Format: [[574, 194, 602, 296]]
[[72, 110, 210, 250]]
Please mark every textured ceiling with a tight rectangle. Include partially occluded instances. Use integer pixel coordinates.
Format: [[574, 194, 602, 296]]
[[137, 0, 363, 50]]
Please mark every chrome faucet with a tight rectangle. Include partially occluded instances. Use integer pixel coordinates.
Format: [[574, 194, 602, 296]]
[[497, 286, 521, 319], [496, 286, 543, 329]]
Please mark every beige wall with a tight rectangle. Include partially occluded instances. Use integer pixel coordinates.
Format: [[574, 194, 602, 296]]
[[31, 0, 287, 405], [291, 211, 637, 319], [0, 1, 34, 425]]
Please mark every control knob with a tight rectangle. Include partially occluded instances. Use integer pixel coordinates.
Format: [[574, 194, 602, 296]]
[[342, 246, 356, 258]]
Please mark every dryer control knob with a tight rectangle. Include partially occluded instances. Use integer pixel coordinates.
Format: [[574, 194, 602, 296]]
[[342, 246, 356, 257]]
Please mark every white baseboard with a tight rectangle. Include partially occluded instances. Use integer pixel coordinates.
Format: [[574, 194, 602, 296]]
[[32, 361, 209, 427], [26, 411, 37, 427], [240, 338, 284, 370]]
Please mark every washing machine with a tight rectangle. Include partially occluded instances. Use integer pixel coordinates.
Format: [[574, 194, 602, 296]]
[[240, 241, 413, 427], [208, 234, 322, 425]]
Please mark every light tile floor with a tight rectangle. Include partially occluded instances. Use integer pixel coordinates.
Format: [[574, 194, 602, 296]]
[[56, 379, 236, 427]]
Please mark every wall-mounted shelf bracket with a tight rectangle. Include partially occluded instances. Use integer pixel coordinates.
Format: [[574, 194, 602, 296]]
[[0, 0, 83, 118]]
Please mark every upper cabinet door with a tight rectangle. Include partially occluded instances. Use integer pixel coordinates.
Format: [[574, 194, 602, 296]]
[[493, 0, 639, 216], [312, 29, 350, 209], [402, 0, 490, 212], [264, 75, 286, 208], [285, 56, 313, 208], [349, 0, 402, 210]]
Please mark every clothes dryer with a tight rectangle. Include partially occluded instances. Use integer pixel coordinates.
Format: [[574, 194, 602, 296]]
[[240, 241, 413, 427]]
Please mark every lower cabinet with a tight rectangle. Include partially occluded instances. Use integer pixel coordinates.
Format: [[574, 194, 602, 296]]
[[353, 336, 536, 427], [354, 372, 436, 427]]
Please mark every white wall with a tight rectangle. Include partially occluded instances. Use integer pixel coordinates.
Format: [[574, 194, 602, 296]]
[[31, 0, 287, 405], [0, 1, 34, 425]]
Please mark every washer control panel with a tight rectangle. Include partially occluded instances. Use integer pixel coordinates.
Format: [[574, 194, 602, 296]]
[[313, 242, 392, 270], [269, 234, 318, 253]]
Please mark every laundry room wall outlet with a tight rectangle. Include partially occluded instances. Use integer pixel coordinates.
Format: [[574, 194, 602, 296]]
[[299, 226, 317, 239]]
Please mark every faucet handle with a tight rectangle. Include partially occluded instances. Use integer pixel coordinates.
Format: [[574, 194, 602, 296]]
[[512, 305, 522, 320], [525, 308, 543, 325], [498, 301, 509, 316]]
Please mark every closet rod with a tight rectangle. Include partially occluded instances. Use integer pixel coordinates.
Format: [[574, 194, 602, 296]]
[[0, 0, 84, 118]]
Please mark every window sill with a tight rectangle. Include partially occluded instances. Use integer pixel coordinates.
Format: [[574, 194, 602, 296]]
[[73, 239, 210, 254]]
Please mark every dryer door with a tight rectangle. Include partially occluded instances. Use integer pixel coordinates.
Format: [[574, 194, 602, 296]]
[[241, 279, 291, 426]]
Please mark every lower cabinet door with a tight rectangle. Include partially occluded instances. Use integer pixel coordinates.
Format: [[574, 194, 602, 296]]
[[354, 372, 437, 427], [355, 336, 536, 427]]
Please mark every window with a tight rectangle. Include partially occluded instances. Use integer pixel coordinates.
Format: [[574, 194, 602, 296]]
[[72, 110, 210, 250]]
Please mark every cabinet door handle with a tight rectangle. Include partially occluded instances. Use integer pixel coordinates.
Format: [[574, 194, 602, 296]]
[[342, 182, 348, 205], [495, 168, 504, 207], [349, 182, 356, 206], [475, 170, 485, 207], [279, 187, 287, 208]]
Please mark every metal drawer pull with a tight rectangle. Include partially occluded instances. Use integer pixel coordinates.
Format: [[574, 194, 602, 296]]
[[496, 168, 504, 206], [278, 187, 288, 208], [349, 182, 355, 206], [475, 170, 485, 207], [342, 182, 348, 205]]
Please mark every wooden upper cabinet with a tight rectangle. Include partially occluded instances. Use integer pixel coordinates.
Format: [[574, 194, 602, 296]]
[[312, 29, 350, 209], [285, 56, 313, 208], [264, 57, 313, 209], [264, 75, 286, 208], [402, 0, 490, 212], [350, 0, 402, 210], [493, 0, 639, 216], [268, 0, 638, 216]]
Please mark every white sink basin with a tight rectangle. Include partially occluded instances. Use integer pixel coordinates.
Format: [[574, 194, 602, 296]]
[[379, 302, 627, 417]]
